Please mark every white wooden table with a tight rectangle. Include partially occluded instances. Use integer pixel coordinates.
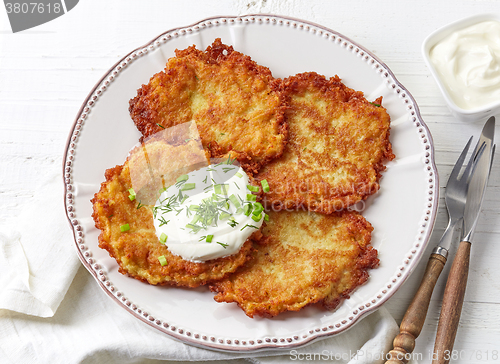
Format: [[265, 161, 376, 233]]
[[1, 1, 499, 362]]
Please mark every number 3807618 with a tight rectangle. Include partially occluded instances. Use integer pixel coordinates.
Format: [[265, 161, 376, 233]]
[[5, 2, 62, 14]]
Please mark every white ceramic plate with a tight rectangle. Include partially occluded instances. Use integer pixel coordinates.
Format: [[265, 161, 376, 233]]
[[63, 14, 438, 352]]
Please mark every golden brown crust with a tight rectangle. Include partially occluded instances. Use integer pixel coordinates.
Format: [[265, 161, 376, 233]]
[[256, 72, 395, 213], [91, 140, 261, 287], [210, 209, 378, 318], [129, 38, 288, 170]]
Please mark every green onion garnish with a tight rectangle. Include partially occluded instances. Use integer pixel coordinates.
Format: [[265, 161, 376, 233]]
[[247, 185, 259, 192], [158, 255, 167, 266], [252, 202, 263, 215], [156, 123, 165, 129], [206, 235, 213, 243], [243, 204, 253, 216], [229, 194, 241, 208], [217, 242, 229, 248], [120, 224, 130, 232], [246, 194, 257, 202], [219, 212, 231, 220], [235, 172, 243, 178], [128, 188, 136, 201], [160, 233, 168, 243], [252, 213, 262, 222], [181, 183, 196, 191], [214, 184, 229, 195], [264, 213, 270, 222], [261, 180, 270, 193], [176, 174, 189, 183], [190, 215, 200, 225]]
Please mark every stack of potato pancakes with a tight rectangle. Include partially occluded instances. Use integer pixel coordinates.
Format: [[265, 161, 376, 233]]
[[92, 38, 394, 318]]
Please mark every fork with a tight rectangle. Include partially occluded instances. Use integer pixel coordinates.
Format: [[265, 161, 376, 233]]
[[385, 136, 482, 364]]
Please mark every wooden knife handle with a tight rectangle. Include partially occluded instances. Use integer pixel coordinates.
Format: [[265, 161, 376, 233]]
[[432, 241, 471, 364], [384, 253, 447, 364]]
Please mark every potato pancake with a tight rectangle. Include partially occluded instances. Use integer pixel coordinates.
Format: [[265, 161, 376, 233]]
[[129, 38, 287, 170], [210, 209, 378, 318], [91, 138, 261, 287], [256, 72, 395, 213]]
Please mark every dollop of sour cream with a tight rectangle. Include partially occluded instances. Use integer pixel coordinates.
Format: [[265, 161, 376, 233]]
[[429, 20, 500, 110], [152, 159, 264, 263]]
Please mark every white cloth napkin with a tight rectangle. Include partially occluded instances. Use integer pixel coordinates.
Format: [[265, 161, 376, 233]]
[[0, 166, 416, 364]]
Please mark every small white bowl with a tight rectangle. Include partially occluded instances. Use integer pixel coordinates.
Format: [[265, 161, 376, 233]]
[[422, 13, 500, 122]]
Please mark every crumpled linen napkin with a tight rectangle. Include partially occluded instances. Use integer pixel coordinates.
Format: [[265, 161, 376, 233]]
[[0, 171, 80, 317], [0, 167, 416, 364]]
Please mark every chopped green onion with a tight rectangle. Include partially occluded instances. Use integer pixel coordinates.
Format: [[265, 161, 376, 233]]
[[189, 205, 200, 211], [214, 184, 229, 195], [264, 213, 270, 222], [252, 202, 263, 215], [261, 180, 270, 193], [370, 102, 381, 107], [229, 194, 241, 208], [217, 242, 229, 248], [128, 188, 136, 201], [206, 235, 213, 243], [219, 212, 231, 220], [235, 172, 243, 178], [176, 174, 189, 183], [160, 233, 168, 243], [246, 194, 257, 202], [181, 183, 196, 191], [158, 255, 167, 266], [190, 215, 200, 225], [120, 224, 130, 232], [243, 204, 253, 216], [247, 185, 259, 192], [252, 213, 262, 222], [156, 123, 165, 129]]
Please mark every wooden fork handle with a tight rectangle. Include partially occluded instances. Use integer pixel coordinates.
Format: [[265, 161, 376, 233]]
[[432, 241, 471, 364], [384, 253, 447, 364]]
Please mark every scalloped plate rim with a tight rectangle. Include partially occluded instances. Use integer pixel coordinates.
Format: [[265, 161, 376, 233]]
[[63, 13, 439, 352]]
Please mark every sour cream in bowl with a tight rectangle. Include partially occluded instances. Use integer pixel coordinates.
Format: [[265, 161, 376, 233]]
[[422, 14, 500, 122]]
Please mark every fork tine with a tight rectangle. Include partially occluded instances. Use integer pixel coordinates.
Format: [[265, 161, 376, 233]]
[[463, 141, 486, 183], [449, 136, 473, 182]]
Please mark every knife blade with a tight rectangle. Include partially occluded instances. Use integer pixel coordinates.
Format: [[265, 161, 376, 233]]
[[432, 116, 496, 364]]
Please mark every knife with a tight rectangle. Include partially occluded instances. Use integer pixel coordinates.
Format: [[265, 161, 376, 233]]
[[432, 116, 496, 364], [384, 117, 495, 364]]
